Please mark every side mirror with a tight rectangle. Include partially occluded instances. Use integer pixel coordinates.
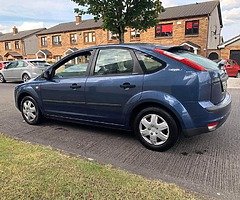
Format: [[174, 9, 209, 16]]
[[42, 70, 51, 80]]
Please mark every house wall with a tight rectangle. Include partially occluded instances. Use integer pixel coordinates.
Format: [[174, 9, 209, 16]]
[[207, 6, 221, 51], [0, 40, 23, 60], [220, 40, 240, 59], [37, 16, 210, 60], [24, 34, 39, 55], [134, 16, 209, 56]]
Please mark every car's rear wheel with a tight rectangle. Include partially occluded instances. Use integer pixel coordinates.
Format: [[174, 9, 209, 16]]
[[22, 74, 30, 82], [0, 73, 6, 83], [134, 107, 179, 151], [21, 96, 42, 125]]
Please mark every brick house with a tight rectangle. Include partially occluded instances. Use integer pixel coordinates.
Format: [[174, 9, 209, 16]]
[[218, 35, 240, 64], [0, 27, 46, 61], [36, 0, 222, 62]]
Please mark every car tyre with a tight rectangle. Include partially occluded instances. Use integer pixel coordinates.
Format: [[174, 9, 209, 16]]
[[134, 107, 179, 151], [0, 73, 6, 83], [22, 74, 30, 82], [21, 96, 42, 125]]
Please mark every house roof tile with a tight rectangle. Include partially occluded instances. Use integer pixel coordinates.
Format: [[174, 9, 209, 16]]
[[38, 19, 103, 35], [37, 1, 221, 36], [0, 28, 46, 42], [159, 1, 220, 21]]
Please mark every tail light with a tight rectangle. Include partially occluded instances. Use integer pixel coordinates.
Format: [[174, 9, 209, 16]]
[[154, 48, 206, 71], [208, 122, 219, 131]]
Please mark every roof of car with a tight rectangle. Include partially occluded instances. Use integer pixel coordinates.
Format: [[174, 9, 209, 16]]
[[70, 43, 187, 54]]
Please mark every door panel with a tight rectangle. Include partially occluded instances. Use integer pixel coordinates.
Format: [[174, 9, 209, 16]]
[[3, 61, 18, 80], [40, 77, 87, 118], [85, 48, 143, 125], [40, 51, 92, 119]]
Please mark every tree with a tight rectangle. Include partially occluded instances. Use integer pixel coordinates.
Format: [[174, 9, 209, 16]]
[[72, 0, 164, 43]]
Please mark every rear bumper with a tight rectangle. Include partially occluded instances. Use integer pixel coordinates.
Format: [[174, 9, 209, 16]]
[[182, 92, 231, 137]]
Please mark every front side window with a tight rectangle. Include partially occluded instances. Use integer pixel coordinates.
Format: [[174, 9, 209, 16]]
[[135, 51, 166, 73], [41, 36, 47, 47], [15, 41, 20, 49], [130, 29, 140, 40], [155, 23, 173, 37], [52, 35, 61, 45], [185, 20, 199, 35], [54, 51, 92, 78], [5, 42, 11, 50], [70, 33, 77, 44], [94, 48, 134, 75], [5, 61, 17, 69], [84, 32, 96, 44]]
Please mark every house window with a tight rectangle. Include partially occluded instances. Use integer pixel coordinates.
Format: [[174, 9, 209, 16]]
[[155, 23, 173, 37], [15, 41, 20, 49], [70, 33, 77, 44], [108, 31, 119, 40], [130, 29, 140, 40], [84, 32, 96, 44], [41, 36, 47, 47], [54, 55, 62, 62], [5, 42, 11, 50], [52, 35, 62, 45], [185, 20, 199, 35]]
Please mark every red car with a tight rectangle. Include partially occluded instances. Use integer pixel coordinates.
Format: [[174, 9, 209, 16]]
[[216, 59, 240, 78], [0, 61, 9, 70]]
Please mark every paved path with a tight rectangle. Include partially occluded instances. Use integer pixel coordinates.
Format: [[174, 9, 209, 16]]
[[1, 83, 240, 200]]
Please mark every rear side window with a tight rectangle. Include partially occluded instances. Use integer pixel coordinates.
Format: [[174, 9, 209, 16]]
[[30, 61, 50, 67], [135, 51, 166, 73], [174, 51, 219, 71]]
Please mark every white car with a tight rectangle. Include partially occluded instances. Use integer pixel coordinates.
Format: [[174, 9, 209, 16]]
[[0, 59, 51, 83]]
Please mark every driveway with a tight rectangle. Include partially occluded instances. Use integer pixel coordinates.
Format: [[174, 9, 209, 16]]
[[0, 82, 240, 200]]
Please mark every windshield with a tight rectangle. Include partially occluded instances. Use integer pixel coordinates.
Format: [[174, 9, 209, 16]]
[[174, 51, 219, 71], [30, 61, 51, 68]]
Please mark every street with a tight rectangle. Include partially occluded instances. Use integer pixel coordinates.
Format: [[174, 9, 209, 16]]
[[0, 82, 240, 200]]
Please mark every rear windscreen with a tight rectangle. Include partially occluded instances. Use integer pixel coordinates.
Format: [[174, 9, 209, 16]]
[[174, 50, 219, 71]]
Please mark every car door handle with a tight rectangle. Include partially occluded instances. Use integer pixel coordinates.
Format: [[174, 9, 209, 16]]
[[120, 82, 136, 90], [70, 83, 81, 89]]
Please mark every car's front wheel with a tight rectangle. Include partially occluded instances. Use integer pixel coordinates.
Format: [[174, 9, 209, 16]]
[[21, 96, 42, 125], [0, 73, 6, 83], [134, 107, 179, 151]]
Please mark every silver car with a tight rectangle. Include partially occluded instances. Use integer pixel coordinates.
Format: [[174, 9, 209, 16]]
[[0, 59, 51, 83]]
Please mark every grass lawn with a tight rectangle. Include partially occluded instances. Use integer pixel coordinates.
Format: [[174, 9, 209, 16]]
[[0, 134, 197, 200]]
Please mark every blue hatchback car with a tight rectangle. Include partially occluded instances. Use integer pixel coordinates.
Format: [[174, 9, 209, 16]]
[[15, 44, 231, 151]]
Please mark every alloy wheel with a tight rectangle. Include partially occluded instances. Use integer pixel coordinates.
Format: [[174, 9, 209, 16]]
[[139, 114, 170, 146], [23, 74, 30, 82], [22, 100, 37, 122]]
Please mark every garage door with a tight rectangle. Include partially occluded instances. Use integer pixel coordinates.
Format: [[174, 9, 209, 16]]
[[230, 50, 240, 65]]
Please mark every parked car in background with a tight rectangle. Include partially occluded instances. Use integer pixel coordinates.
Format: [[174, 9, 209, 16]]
[[214, 59, 240, 78], [0, 61, 9, 70], [0, 59, 51, 83], [15, 44, 231, 151]]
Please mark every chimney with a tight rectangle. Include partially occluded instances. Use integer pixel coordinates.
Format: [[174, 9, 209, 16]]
[[75, 15, 82, 25], [13, 26, 18, 35]]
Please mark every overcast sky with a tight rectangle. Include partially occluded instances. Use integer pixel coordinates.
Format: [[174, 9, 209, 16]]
[[0, 0, 239, 41]]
